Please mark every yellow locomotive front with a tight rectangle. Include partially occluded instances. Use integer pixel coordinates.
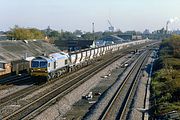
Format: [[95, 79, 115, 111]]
[[31, 57, 49, 77]]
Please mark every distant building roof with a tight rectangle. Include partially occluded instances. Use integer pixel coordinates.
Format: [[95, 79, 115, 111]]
[[95, 35, 126, 47]]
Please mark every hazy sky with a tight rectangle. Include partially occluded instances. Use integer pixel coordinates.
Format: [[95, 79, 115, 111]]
[[0, 0, 180, 32]]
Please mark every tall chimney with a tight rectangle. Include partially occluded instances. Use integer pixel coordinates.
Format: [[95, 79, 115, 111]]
[[92, 22, 95, 34], [166, 22, 168, 31]]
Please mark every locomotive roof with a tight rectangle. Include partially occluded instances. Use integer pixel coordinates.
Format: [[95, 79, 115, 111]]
[[33, 56, 53, 62], [49, 52, 69, 60], [32, 52, 68, 63]]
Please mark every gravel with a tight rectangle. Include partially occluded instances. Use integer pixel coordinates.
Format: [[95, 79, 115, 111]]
[[0, 85, 30, 99]]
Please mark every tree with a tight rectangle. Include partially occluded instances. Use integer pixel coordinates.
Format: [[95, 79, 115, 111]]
[[29, 28, 44, 39], [81, 32, 94, 40], [73, 30, 83, 36], [59, 31, 76, 40], [9, 26, 44, 40], [161, 35, 180, 58]]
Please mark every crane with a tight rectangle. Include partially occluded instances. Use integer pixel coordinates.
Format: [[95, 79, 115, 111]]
[[108, 20, 114, 32]]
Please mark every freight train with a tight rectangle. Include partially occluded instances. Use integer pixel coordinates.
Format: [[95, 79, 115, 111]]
[[30, 40, 149, 80]]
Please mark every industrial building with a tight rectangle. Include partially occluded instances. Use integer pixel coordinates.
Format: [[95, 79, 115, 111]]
[[118, 34, 142, 40], [54, 40, 93, 51]]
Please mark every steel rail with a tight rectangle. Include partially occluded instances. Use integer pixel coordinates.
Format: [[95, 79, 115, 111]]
[[99, 50, 151, 120]]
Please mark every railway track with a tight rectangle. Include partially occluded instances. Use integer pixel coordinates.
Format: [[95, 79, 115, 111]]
[[99, 49, 152, 120], [1, 49, 129, 120], [0, 74, 32, 92], [0, 74, 30, 85]]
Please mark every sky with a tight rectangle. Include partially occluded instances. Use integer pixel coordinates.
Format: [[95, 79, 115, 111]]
[[0, 0, 180, 32]]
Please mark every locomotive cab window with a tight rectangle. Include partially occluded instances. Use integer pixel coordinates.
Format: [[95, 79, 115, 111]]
[[40, 61, 47, 68], [31, 61, 39, 68]]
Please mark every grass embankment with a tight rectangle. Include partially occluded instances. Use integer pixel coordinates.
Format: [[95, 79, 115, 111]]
[[151, 35, 180, 116]]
